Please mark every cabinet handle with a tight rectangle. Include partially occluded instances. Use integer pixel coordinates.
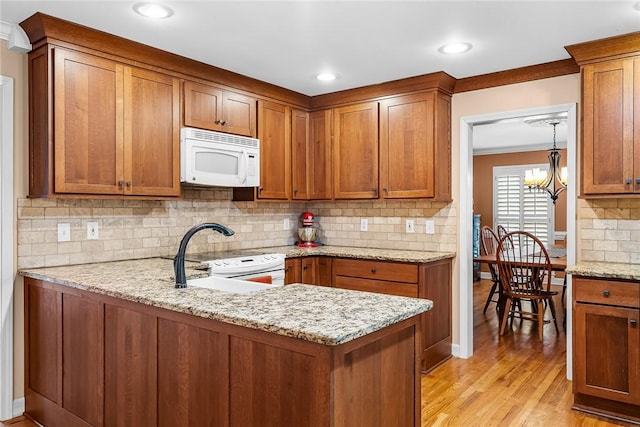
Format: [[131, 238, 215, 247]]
[[293, 189, 298, 195], [303, 266, 308, 270], [636, 179, 640, 185], [259, 187, 263, 193], [126, 181, 132, 187], [370, 268, 376, 274], [630, 319, 637, 327], [118, 180, 124, 186], [215, 120, 221, 125], [383, 187, 388, 193], [626, 178, 632, 185], [603, 289, 610, 297], [220, 120, 227, 125]]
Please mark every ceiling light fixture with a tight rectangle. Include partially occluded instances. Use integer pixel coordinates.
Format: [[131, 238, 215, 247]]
[[316, 73, 336, 81], [133, 2, 174, 19], [438, 42, 472, 54], [523, 119, 567, 204]]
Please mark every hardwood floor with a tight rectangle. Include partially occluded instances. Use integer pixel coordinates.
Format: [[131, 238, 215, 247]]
[[3, 280, 634, 427], [421, 279, 634, 426]]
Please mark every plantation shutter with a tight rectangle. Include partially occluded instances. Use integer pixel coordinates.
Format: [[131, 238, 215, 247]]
[[493, 165, 553, 246]]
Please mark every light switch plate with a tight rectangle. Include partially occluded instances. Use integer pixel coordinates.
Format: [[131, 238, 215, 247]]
[[425, 220, 435, 235], [87, 222, 99, 240], [57, 223, 71, 242], [360, 218, 368, 232], [284, 218, 290, 230], [406, 219, 415, 233]]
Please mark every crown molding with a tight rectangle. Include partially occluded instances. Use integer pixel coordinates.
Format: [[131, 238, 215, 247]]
[[0, 20, 31, 52]]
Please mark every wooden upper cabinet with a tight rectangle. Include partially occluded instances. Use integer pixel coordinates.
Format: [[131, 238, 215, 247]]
[[183, 80, 256, 137], [291, 109, 310, 200], [257, 100, 291, 199], [291, 109, 333, 200], [582, 59, 635, 194], [380, 93, 436, 199], [125, 67, 180, 197], [31, 46, 180, 198], [333, 102, 379, 199], [53, 48, 124, 195], [309, 110, 333, 200]]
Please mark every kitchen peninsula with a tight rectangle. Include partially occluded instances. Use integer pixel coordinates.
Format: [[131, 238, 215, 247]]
[[20, 257, 431, 427]]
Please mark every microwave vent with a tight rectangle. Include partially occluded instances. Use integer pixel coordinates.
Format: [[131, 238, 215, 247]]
[[183, 127, 259, 149]]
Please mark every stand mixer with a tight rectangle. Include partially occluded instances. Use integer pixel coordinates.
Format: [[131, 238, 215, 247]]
[[297, 211, 318, 247]]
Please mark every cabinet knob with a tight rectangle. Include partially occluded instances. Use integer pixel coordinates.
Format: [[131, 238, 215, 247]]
[[631, 319, 637, 327], [118, 180, 124, 186], [383, 187, 388, 193], [259, 187, 263, 193], [626, 178, 632, 185], [126, 181, 132, 187], [370, 268, 376, 274], [220, 120, 227, 125], [293, 189, 298, 195], [636, 179, 640, 185], [215, 120, 221, 125], [603, 289, 610, 297], [303, 266, 308, 270]]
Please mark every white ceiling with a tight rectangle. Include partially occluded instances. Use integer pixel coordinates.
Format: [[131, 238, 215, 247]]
[[1, 1, 639, 151]]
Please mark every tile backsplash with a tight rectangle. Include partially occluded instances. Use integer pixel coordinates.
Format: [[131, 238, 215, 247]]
[[17, 188, 457, 269], [578, 198, 640, 263]]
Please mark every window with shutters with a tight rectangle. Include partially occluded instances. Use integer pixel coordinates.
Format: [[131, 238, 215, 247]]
[[492, 164, 554, 246]]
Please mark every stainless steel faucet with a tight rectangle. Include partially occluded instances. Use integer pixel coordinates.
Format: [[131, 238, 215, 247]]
[[174, 223, 234, 288]]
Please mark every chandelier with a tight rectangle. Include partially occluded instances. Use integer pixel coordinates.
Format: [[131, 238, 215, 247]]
[[523, 119, 567, 204]]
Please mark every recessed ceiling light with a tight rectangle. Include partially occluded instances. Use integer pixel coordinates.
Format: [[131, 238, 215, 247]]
[[133, 2, 174, 19], [438, 42, 473, 55], [316, 73, 336, 81]]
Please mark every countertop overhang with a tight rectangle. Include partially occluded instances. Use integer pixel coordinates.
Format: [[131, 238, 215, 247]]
[[20, 255, 434, 346], [567, 261, 640, 282]]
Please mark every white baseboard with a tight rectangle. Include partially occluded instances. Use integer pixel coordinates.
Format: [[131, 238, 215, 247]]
[[451, 343, 466, 358], [12, 397, 24, 418]]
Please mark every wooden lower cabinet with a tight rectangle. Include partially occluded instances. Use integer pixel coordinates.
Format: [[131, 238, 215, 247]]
[[333, 257, 452, 372], [572, 277, 640, 423], [285, 256, 332, 286], [25, 277, 422, 427]]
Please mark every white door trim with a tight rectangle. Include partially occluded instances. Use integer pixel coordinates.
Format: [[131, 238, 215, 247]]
[[458, 103, 577, 378], [0, 75, 15, 420]]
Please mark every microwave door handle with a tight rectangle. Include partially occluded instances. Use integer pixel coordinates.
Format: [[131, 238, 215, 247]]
[[241, 148, 248, 184]]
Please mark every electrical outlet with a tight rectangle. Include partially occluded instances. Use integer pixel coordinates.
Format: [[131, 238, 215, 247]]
[[57, 223, 71, 242], [425, 220, 435, 235], [283, 218, 290, 230], [360, 218, 368, 232], [406, 219, 415, 233], [87, 222, 99, 240]]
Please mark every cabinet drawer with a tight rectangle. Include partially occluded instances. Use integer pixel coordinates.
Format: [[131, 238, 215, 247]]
[[332, 259, 418, 283], [334, 276, 418, 298], [574, 277, 640, 308]]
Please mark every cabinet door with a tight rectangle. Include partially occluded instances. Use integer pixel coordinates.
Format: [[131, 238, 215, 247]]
[[183, 80, 223, 131], [301, 257, 317, 284], [105, 305, 158, 426], [333, 102, 379, 199], [380, 93, 435, 198], [309, 110, 333, 200], [62, 294, 104, 427], [124, 67, 180, 197], [285, 258, 301, 284], [574, 303, 640, 404], [53, 48, 124, 195], [582, 59, 635, 194], [221, 90, 257, 137], [158, 318, 229, 426], [291, 109, 310, 199], [258, 100, 291, 199]]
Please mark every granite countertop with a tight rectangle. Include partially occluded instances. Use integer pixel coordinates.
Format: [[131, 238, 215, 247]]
[[190, 245, 455, 264], [567, 261, 640, 282], [20, 257, 432, 346]]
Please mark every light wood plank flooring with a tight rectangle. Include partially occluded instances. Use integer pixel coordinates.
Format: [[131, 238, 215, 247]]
[[3, 280, 635, 427], [421, 279, 635, 426]]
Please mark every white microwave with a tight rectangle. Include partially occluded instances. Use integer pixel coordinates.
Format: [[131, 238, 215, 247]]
[[180, 127, 260, 187]]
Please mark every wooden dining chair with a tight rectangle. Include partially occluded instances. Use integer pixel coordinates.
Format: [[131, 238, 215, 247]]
[[496, 224, 508, 239], [480, 226, 500, 314], [496, 231, 559, 341]]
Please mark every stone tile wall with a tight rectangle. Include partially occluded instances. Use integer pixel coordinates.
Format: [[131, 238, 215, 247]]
[[16, 188, 457, 269], [578, 198, 640, 263]]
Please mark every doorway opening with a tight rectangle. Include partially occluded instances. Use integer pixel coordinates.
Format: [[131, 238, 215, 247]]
[[457, 103, 577, 378]]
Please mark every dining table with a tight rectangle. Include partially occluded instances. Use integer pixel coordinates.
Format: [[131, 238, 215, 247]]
[[473, 248, 568, 329]]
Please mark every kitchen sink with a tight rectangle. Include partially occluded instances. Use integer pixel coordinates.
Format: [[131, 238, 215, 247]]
[[187, 275, 279, 294]]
